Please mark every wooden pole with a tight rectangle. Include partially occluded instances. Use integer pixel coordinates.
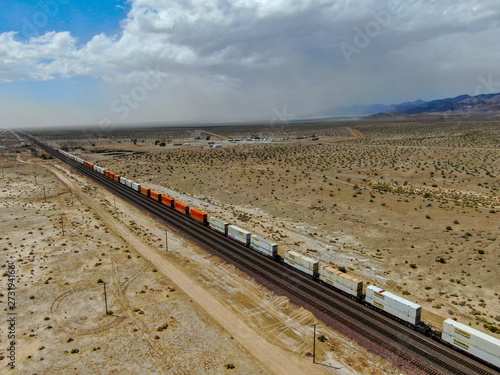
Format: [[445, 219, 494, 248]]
[[103, 282, 109, 315], [311, 323, 318, 364]]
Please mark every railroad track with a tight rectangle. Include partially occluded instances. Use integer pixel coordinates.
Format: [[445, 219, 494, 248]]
[[22, 132, 499, 375]]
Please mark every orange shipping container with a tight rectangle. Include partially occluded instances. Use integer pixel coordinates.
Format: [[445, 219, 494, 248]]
[[150, 190, 162, 201], [114, 174, 121, 182], [109, 172, 115, 179], [174, 201, 189, 215], [140, 186, 151, 197], [161, 195, 174, 207], [190, 208, 207, 224]]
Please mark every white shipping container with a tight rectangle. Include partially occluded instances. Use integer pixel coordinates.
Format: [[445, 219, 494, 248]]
[[126, 179, 133, 188], [209, 217, 229, 235], [250, 235, 277, 258], [443, 319, 500, 359], [119, 177, 127, 185], [366, 285, 421, 325], [284, 250, 319, 277], [131, 182, 141, 191], [442, 331, 500, 367], [228, 225, 251, 245], [319, 265, 363, 298]]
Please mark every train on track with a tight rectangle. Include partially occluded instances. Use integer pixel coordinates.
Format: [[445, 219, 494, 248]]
[[59, 149, 500, 370]]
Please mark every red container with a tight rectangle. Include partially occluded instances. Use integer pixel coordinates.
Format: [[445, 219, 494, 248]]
[[150, 190, 162, 201], [114, 174, 121, 182], [161, 195, 174, 208], [87, 163, 93, 169], [109, 172, 115, 179], [190, 208, 207, 224], [105, 170, 109, 177], [174, 201, 189, 215], [140, 186, 151, 197]]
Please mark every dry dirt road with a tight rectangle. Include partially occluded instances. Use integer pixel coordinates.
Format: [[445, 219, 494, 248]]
[[42, 163, 352, 375]]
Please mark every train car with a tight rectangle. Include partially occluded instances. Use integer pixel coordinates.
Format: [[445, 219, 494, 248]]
[[113, 174, 121, 182], [161, 195, 174, 208], [250, 235, 277, 258], [131, 182, 141, 192], [140, 186, 151, 197], [190, 208, 208, 224], [227, 225, 251, 245], [150, 190, 162, 201], [84, 161, 93, 169], [125, 179, 133, 188], [318, 265, 363, 300], [175, 201, 189, 215], [283, 250, 319, 278], [119, 177, 127, 185], [208, 216, 229, 235], [365, 285, 421, 326], [442, 319, 500, 368]]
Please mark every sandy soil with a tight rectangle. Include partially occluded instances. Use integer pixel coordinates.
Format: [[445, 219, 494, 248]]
[[64, 120, 500, 336], [0, 149, 406, 374]]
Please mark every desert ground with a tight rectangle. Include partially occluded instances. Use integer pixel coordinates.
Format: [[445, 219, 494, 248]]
[[29, 119, 500, 335], [0, 129, 407, 374]]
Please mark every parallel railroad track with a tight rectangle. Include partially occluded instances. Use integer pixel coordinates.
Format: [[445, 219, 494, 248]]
[[22, 132, 499, 375]]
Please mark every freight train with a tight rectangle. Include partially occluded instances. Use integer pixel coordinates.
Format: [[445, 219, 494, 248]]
[[58, 149, 500, 369]]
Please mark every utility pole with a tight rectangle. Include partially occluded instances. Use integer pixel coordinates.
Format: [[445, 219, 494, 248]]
[[165, 230, 168, 252], [311, 323, 318, 364], [34, 173, 37, 185], [114, 196, 116, 213], [103, 282, 109, 315], [43, 186, 47, 203], [60, 213, 65, 236]]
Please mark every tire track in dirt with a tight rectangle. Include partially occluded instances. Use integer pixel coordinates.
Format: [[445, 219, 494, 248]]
[[41, 161, 326, 375]]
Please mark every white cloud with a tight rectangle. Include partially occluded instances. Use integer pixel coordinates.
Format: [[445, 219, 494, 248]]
[[1, 0, 500, 127]]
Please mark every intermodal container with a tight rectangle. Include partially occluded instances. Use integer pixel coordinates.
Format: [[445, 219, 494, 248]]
[[208, 217, 229, 235], [365, 285, 421, 325], [113, 174, 121, 182], [443, 319, 500, 366], [140, 186, 151, 197], [131, 182, 141, 191], [161, 195, 174, 208], [284, 250, 319, 277], [175, 201, 189, 215], [190, 208, 207, 224], [150, 190, 162, 201], [119, 177, 127, 185], [250, 235, 277, 258], [125, 179, 133, 188], [318, 265, 363, 299], [227, 225, 251, 245]]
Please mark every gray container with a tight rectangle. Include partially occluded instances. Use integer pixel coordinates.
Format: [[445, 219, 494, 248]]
[[250, 235, 277, 258], [366, 285, 421, 325], [227, 225, 251, 245], [209, 217, 229, 235]]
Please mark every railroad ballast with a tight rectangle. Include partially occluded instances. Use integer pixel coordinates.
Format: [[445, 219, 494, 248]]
[[57, 148, 500, 370]]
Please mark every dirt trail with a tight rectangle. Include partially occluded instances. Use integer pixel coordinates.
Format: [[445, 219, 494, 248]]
[[43, 164, 342, 375]]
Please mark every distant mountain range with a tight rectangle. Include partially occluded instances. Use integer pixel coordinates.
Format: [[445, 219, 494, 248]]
[[334, 92, 500, 118]]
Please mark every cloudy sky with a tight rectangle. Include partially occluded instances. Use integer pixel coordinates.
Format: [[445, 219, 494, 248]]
[[1, 0, 499, 128]]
